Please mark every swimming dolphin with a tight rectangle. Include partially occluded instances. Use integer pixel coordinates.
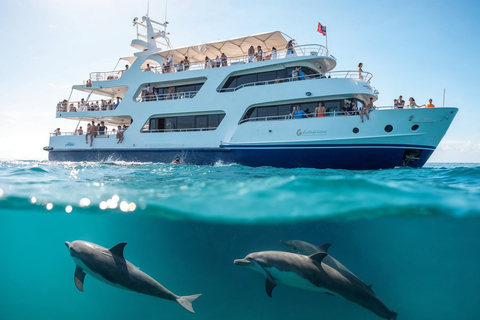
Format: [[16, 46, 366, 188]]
[[65, 240, 201, 313], [234, 251, 397, 320], [280, 240, 369, 287]]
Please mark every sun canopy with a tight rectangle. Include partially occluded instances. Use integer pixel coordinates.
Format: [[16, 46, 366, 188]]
[[153, 31, 291, 63]]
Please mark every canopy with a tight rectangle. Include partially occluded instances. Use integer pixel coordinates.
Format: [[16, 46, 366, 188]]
[[152, 31, 291, 63]]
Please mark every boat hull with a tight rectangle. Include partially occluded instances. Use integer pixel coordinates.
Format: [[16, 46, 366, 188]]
[[48, 143, 434, 169]]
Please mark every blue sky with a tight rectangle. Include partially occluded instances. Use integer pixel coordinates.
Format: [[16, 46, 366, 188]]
[[0, 0, 479, 162]]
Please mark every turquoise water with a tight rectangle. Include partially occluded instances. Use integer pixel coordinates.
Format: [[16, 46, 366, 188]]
[[1, 161, 479, 319]]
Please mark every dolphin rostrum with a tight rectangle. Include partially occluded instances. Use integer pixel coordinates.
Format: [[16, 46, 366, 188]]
[[234, 251, 397, 320], [65, 240, 201, 313], [280, 240, 369, 287]]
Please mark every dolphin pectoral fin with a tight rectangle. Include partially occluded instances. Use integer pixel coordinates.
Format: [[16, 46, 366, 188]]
[[317, 243, 331, 252], [109, 242, 127, 259], [324, 292, 334, 296], [264, 270, 277, 298], [309, 252, 328, 264], [74, 266, 86, 292]]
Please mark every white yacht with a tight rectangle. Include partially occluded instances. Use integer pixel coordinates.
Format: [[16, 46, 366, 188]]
[[45, 15, 458, 170]]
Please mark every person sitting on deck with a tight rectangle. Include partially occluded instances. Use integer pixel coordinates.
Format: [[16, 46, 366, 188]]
[[116, 125, 124, 144], [98, 121, 106, 135]]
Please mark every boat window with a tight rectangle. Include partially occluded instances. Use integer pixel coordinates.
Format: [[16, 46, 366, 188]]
[[136, 81, 205, 102], [208, 114, 225, 128], [165, 117, 176, 130], [220, 67, 317, 92], [236, 74, 257, 87], [142, 112, 226, 133], [278, 105, 292, 116], [258, 71, 277, 83], [258, 106, 278, 118], [324, 100, 341, 115], [195, 115, 208, 129]]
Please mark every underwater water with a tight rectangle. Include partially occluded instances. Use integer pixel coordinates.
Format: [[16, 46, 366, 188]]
[[0, 160, 479, 320]]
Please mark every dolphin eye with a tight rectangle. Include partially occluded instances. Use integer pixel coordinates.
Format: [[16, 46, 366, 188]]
[[293, 246, 297, 250]]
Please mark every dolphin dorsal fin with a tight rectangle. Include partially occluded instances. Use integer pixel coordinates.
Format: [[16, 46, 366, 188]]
[[109, 242, 127, 259], [317, 243, 331, 252], [309, 252, 328, 264]]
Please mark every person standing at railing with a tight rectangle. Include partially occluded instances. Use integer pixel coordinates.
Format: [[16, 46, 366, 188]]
[[85, 123, 92, 144], [248, 46, 255, 63], [292, 105, 306, 119], [396, 95, 405, 109], [167, 55, 174, 73], [286, 40, 295, 57], [272, 47, 277, 60], [257, 46, 263, 61], [184, 56, 190, 70], [315, 102, 326, 117], [221, 53, 227, 66], [426, 99, 435, 108], [357, 63, 364, 80], [407, 97, 425, 108]]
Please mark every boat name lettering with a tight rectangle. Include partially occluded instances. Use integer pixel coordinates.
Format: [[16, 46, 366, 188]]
[[297, 129, 327, 136], [65, 142, 75, 147]]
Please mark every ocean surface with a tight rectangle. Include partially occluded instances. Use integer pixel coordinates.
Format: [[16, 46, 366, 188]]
[[0, 160, 479, 320]]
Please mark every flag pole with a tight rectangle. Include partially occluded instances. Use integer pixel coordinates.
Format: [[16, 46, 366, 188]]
[[325, 27, 328, 53]]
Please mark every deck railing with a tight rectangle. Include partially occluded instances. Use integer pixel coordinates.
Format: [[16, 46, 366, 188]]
[[137, 90, 198, 102], [88, 44, 329, 81], [218, 70, 373, 93], [56, 99, 121, 113]]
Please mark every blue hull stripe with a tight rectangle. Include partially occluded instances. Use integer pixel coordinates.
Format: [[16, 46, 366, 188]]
[[48, 144, 435, 170]]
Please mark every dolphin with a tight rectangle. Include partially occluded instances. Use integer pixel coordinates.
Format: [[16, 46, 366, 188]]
[[65, 240, 201, 313], [234, 251, 397, 320], [280, 240, 369, 287]]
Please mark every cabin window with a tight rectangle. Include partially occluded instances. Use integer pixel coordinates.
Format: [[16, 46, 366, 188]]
[[196, 115, 208, 129], [137, 81, 205, 102], [142, 112, 226, 133], [220, 67, 317, 91], [177, 116, 195, 130]]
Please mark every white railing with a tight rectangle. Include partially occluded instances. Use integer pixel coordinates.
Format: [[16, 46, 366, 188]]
[[239, 109, 377, 124], [218, 70, 373, 93], [49, 130, 118, 137], [56, 99, 121, 113], [142, 127, 218, 133], [87, 44, 329, 81], [89, 70, 126, 81], [137, 90, 198, 102]]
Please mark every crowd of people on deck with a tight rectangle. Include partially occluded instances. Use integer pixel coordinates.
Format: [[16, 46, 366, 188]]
[[140, 40, 295, 73], [394, 95, 435, 109], [56, 97, 122, 113]]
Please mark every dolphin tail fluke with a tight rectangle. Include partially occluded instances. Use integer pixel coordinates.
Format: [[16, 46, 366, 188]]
[[177, 293, 202, 313]]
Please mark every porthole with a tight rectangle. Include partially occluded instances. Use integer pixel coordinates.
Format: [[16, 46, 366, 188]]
[[411, 124, 419, 131], [353, 127, 359, 134], [384, 125, 393, 133]]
